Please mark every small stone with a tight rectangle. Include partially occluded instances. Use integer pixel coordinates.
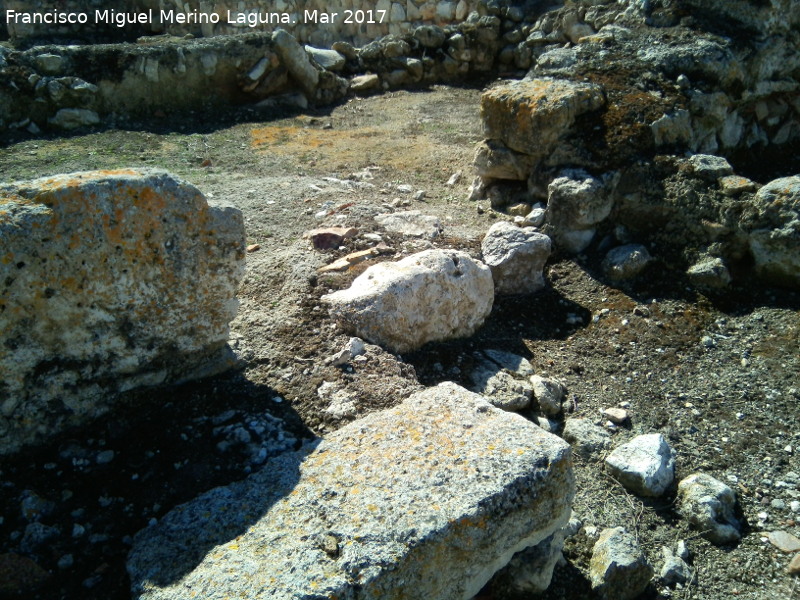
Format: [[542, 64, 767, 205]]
[[0, 553, 50, 596], [96, 450, 115, 464], [446, 171, 462, 186], [603, 244, 653, 281], [58, 554, 74, 569], [602, 407, 629, 424], [791, 500, 800, 513], [530, 375, 565, 416], [605, 434, 676, 497], [687, 257, 732, 290], [676, 540, 690, 560], [687, 154, 734, 180], [660, 546, 691, 586], [590, 527, 653, 600], [678, 473, 741, 544], [246, 243, 261, 253], [304, 227, 358, 250], [327, 337, 367, 367], [413, 190, 426, 201], [718, 174, 756, 196], [562, 418, 612, 459], [350, 74, 380, 93], [787, 553, 800, 575], [766, 530, 800, 553], [20, 490, 55, 522]]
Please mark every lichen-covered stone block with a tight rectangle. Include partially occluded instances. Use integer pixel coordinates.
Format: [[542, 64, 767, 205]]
[[128, 382, 575, 600], [0, 169, 245, 455]]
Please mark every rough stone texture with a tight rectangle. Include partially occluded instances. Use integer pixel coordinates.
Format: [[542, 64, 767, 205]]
[[677, 473, 742, 545], [687, 154, 734, 181], [660, 546, 691, 586], [687, 257, 732, 290], [480, 78, 606, 162], [544, 170, 616, 254], [489, 529, 566, 594], [742, 176, 800, 288], [470, 350, 534, 412], [47, 108, 100, 130], [273, 28, 320, 98], [562, 419, 612, 460], [603, 244, 653, 281], [473, 140, 537, 181], [0, 169, 245, 455], [322, 249, 493, 353], [375, 210, 443, 239], [481, 221, 552, 294], [530, 375, 566, 416], [604, 434, 676, 497], [128, 382, 575, 600], [590, 527, 654, 600]]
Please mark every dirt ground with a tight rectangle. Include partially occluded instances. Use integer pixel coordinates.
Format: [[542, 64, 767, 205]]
[[0, 85, 799, 600]]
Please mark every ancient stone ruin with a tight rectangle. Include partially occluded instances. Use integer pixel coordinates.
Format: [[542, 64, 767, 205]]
[[1, 1, 800, 599]]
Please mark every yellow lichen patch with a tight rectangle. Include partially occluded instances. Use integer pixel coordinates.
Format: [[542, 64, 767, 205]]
[[249, 124, 445, 172]]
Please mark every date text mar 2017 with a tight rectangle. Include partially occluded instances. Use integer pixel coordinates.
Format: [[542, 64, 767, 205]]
[[304, 9, 387, 24]]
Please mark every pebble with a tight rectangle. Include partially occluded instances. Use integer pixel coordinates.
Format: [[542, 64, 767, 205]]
[[246, 243, 261, 252], [58, 554, 74, 569], [787, 553, 800, 575], [791, 500, 800, 513], [96, 450, 115, 464], [602, 407, 629, 424], [446, 171, 462, 186], [766, 530, 800, 552]]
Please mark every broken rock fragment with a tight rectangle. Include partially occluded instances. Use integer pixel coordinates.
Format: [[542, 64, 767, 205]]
[[322, 249, 493, 353], [677, 473, 741, 544], [590, 527, 653, 600], [605, 433, 676, 497], [481, 221, 552, 294], [128, 382, 575, 600]]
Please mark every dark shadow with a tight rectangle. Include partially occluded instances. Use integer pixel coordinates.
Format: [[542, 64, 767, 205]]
[[404, 286, 592, 388], [0, 367, 314, 600]]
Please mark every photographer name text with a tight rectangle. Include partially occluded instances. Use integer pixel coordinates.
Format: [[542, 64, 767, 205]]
[[5, 8, 387, 28]]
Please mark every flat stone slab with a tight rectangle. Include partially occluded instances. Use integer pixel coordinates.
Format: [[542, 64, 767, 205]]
[[128, 382, 575, 600]]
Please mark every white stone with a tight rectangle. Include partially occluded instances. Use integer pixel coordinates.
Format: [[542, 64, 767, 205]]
[[530, 375, 566, 416], [128, 383, 575, 600], [322, 250, 494, 353], [48, 108, 100, 130], [481, 221, 552, 294], [677, 473, 741, 544], [604, 434, 675, 497]]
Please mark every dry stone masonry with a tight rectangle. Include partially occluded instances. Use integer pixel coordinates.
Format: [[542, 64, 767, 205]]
[[0, 169, 245, 454], [128, 382, 575, 600]]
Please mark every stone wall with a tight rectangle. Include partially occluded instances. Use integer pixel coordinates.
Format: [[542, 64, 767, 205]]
[[4, 0, 488, 46]]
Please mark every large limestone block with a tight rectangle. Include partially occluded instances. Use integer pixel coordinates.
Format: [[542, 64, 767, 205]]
[[741, 176, 800, 288], [0, 169, 245, 455], [273, 28, 319, 97], [128, 382, 575, 600], [322, 249, 494, 353], [480, 78, 606, 158]]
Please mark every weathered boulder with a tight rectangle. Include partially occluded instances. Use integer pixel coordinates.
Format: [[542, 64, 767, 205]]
[[741, 176, 800, 288], [604, 433, 676, 497], [47, 108, 100, 130], [590, 527, 654, 600], [128, 382, 575, 600], [677, 473, 741, 545], [0, 169, 245, 455], [322, 249, 494, 353], [305, 45, 346, 71], [480, 77, 606, 164], [481, 221, 552, 294]]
